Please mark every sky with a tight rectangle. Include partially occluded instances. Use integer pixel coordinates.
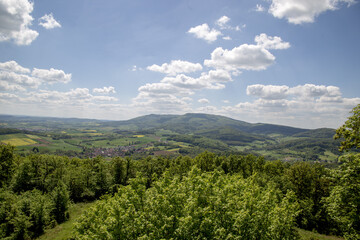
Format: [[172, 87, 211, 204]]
[[0, 0, 360, 129]]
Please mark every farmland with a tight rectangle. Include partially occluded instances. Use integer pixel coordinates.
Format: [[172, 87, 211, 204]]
[[0, 114, 345, 162]]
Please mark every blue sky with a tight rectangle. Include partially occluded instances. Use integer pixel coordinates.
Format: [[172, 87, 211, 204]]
[[0, 0, 359, 128]]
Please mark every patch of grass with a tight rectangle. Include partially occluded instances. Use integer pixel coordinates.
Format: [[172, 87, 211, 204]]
[[297, 228, 344, 240], [37, 201, 95, 240]]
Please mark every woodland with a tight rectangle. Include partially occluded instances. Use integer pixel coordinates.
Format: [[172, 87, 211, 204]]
[[0, 104, 359, 240]]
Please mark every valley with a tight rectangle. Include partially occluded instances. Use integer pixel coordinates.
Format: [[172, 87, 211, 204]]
[[0, 113, 341, 162]]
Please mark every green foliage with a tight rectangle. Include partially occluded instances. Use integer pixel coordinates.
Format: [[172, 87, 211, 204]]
[[0, 144, 15, 188], [334, 104, 360, 152], [284, 162, 333, 233], [326, 153, 360, 239], [50, 181, 70, 224], [73, 168, 300, 239], [0, 147, 355, 239]]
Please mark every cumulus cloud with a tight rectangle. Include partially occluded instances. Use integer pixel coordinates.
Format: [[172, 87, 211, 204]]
[[232, 83, 359, 128], [255, 33, 290, 50], [20, 88, 117, 105], [191, 83, 359, 128], [289, 84, 341, 98], [269, 0, 355, 24], [198, 98, 210, 104], [216, 16, 241, 31], [38, 13, 61, 29], [93, 86, 116, 94], [0, 80, 26, 91], [32, 68, 72, 84], [216, 16, 230, 29], [247, 84, 290, 99], [0, 71, 41, 88], [0, 60, 73, 91], [188, 23, 222, 43], [147, 60, 203, 76], [138, 82, 192, 95], [204, 44, 276, 71], [132, 91, 192, 114], [0, 60, 30, 73], [204, 33, 290, 71], [247, 83, 342, 100], [0, 0, 38, 45]]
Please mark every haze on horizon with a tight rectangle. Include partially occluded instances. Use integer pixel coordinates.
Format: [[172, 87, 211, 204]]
[[0, 0, 359, 129]]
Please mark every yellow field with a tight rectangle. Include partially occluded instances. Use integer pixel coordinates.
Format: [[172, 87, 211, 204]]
[[83, 130, 97, 133], [133, 135, 145, 138], [86, 133, 103, 136], [26, 134, 41, 139], [1, 138, 37, 146]]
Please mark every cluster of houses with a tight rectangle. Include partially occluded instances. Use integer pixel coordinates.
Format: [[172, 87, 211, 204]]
[[83, 144, 152, 158]]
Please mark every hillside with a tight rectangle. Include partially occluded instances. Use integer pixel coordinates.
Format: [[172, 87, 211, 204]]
[[0, 113, 341, 162], [101, 113, 308, 136]]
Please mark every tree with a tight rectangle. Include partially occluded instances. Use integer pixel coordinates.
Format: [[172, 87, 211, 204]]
[[334, 104, 360, 152], [326, 154, 360, 239], [326, 105, 360, 238], [50, 181, 70, 224], [0, 144, 15, 187]]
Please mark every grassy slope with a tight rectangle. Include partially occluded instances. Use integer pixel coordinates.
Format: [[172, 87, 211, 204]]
[[37, 202, 95, 240], [297, 228, 344, 240]]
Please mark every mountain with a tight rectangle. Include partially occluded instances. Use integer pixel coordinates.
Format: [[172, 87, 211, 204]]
[[102, 113, 308, 136]]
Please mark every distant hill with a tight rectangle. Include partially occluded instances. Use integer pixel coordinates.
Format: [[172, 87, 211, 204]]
[[102, 113, 308, 136], [0, 113, 342, 162]]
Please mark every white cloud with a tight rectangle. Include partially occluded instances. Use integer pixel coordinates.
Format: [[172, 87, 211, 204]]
[[289, 84, 341, 98], [161, 74, 209, 90], [255, 4, 266, 12], [147, 60, 203, 76], [159, 69, 232, 91], [269, 0, 355, 24], [0, 0, 38, 45], [132, 91, 192, 114], [223, 36, 232, 40], [247, 84, 290, 99], [204, 44, 276, 71], [0, 60, 30, 73], [216, 16, 230, 29], [0, 71, 41, 88], [161, 73, 226, 90], [38, 13, 61, 29], [198, 98, 210, 104], [215, 15, 241, 31], [93, 86, 116, 94], [32, 68, 72, 84], [204, 34, 290, 71], [138, 82, 192, 95], [188, 23, 222, 43], [0, 61, 72, 90], [221, 83, 360, 128], [93, 96, 118, 102], [254, 33, 290, 50], [247, 83, 342, 100], [0, 80, 26, 91]]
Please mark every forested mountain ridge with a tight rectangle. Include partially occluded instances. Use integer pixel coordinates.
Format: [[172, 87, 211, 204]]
[[101, 113, 309, 136]]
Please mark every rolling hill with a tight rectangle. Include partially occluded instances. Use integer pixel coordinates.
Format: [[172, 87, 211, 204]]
[[0, 113, 342, 162]]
